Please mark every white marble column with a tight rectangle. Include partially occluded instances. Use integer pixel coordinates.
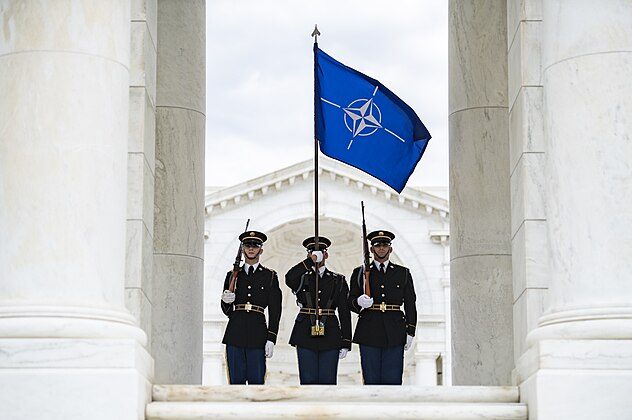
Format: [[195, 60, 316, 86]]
[[442, 279, 453, 386], [415, 353, 440, 386], [506, 0, 549, 371], [126, 0, 157, 351], [153, 0, 206, 384], [202, 316, 229, 385], [438, 233, 453, 386], [518, 1, 632, 418], [0, 1, 151, 419], [202, 232, 230, 385], [448, 0, 513, 385]]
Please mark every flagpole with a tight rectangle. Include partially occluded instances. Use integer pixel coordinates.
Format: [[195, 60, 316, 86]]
[[311, 24, 321, 332]]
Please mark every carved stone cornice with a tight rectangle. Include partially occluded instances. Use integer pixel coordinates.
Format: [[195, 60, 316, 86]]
[[205, 156, 449, 219]]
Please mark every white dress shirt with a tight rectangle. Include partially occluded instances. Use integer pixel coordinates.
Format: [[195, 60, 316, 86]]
[[244, 262, 260, 273], [374, 260, 390, 272]]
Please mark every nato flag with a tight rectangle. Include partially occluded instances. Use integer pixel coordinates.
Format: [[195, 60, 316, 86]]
[[314, 45, 431, 193]]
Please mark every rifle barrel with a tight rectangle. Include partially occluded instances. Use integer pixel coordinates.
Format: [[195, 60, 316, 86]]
[[361, 202, 371, 297], [228, 219, 250, 292]]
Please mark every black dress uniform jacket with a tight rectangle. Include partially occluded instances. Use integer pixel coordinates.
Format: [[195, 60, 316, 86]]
[[221, 264, 282, 348], [348, 263, 417, 348], [285, 258, 352, 351]]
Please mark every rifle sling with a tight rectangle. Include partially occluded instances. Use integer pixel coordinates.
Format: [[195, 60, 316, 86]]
[[303, 271, 337, 328], [303, 277, 316, 326], [356, 266, 365, 290]]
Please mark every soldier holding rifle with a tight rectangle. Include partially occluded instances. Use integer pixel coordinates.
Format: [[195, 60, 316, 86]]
[[349, 203, 417, 385], [220, 227, 282, 384], [285, 236, 352, 385]]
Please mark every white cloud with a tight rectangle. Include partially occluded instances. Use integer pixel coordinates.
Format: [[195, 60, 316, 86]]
[[206, 0, 448, 188]]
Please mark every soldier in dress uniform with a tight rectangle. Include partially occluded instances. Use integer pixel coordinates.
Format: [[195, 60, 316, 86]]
[[348, 230, 417, 385], [220, 231, 282, 384], [285, 236, 352, 385]]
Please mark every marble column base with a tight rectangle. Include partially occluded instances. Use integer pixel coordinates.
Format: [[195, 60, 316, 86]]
[[528, 307, 632, 342], [0, 338, 153, 420], [515, 339, 632, 419], [0, 305, 146, 344]]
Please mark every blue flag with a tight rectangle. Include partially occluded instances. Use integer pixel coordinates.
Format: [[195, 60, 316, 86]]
[[314, 45, 431, 193]]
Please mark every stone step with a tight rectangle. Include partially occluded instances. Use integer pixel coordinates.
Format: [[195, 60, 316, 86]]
[[146, 401, 527, 420], [152, 385, 520, 403], [146, 386, 527, 420]]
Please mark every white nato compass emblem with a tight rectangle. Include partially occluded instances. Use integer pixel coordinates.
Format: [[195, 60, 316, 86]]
[[320, 85, 406, 150], [343, 98, 382, 138]]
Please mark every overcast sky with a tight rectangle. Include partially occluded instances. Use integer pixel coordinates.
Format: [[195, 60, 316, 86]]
[[205, 0, 448, 188]]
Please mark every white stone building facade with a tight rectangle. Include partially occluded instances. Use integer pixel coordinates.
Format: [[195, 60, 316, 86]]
[[202, 157, 451, 386]]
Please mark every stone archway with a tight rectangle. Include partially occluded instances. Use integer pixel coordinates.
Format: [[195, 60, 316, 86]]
[[249, 215, 408, 385]]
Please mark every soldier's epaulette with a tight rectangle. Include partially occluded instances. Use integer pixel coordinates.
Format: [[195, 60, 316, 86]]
[[390, 263, 406, 271], [259, 265, 277, 275]]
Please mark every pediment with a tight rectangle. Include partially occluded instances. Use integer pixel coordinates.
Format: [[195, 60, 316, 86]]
[[205, 156, 448, 221]]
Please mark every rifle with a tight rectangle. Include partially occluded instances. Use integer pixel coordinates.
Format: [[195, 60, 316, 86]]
[[228, 219, 250, 293], [361, 201, 371, 297]]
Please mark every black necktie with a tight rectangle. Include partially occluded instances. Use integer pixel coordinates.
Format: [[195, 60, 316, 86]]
[[380, 263, 385, 274], [248, 266, 254, 276]]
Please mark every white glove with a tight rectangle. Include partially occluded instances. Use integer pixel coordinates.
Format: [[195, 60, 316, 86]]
[[404, 334, 414, 351], [339, 348, 348, 359], [311, 250, 324, 263], [265, 340, 274, 358], [221, 290, 235, 304], [357, 294, 374, 309]]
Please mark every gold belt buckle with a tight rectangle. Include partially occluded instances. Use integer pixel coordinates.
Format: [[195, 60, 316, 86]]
[[318, 308, 322, 316], [245, 302, 252, 312], [380, 302, 387, 312], [311, 321, 325, 336]]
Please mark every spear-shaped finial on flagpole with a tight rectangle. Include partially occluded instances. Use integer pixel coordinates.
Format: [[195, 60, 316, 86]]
[[311, 24, 321, 45]]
